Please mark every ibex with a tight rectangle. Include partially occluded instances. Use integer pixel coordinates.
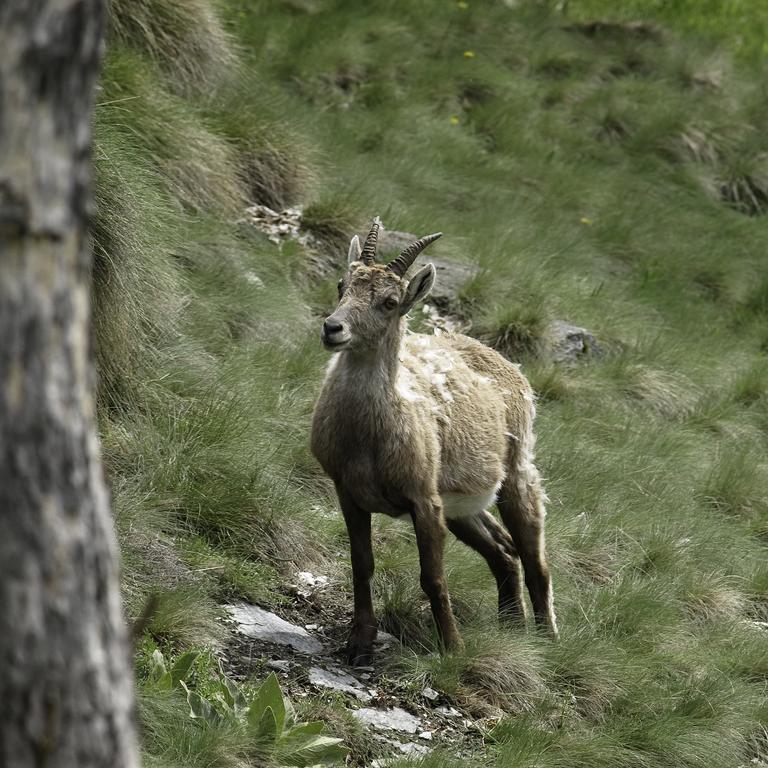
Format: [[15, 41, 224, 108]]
[[311, 218, 558, 665]]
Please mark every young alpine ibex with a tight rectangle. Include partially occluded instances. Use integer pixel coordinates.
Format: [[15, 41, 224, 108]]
[[311, 218, 558, 665]]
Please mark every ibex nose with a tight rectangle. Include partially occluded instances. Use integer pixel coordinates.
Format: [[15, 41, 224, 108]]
[[323, 318, 343, 336]]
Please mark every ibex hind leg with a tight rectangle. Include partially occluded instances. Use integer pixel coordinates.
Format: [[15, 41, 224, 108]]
[[497, 470, 558, 639], [446, 511, 525, 623]]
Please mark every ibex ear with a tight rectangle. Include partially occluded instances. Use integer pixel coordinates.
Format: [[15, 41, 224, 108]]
[[400, 263, 436, 316], [347, 235, 362, 264]]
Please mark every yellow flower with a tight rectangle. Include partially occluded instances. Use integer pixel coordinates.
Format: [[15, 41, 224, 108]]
[[450, 115, 460, 125], [463, 50, 476, 58], [580, 216, 593, 226]]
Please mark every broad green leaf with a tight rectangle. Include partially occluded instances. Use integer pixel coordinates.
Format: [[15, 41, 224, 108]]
[[170, 651, 198, 687], [180, 681, 219, 726], [216, 661, 246, 712], [217, 678, 235, 710], [232, 684, 248, 712], [283, 695, 297, 729], [284, 721, 325, 739], [216, 659, 234, 709], [256, 705, 278, 743], [278, 733, 348, 767], [248, 673, 286, 732], [246, 692, 265, 729], [155, 671, 173, 691]]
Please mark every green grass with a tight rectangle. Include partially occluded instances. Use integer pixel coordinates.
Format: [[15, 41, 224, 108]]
[[109, 0, 239, 89], [95, 0, 768, 766]]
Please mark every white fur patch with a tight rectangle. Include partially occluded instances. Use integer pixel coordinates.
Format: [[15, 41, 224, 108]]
[[418, 348, 454, 403], [325, 355, 340, 376], [440, 483, 501, 520], [396, 365, 423, 402]]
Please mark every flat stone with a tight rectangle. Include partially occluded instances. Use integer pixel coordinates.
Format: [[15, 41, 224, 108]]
[[309, 666, 372, 702], [353, 706, 422, 734], [422, 687, 439, 701], [225, 602, 324, 654]]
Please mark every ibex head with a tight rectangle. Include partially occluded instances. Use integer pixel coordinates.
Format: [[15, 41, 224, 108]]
[[321, 217, 442, 352]]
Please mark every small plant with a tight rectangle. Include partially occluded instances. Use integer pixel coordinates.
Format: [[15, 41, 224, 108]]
[[149, 650, 348, 767], [478, 303, 548, 360], [149, 648, 200, 691]]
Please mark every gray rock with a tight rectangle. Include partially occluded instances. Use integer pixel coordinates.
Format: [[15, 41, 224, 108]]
[[371, 741, 431, 767], [374, 629, 397, 650], [353, 706, 422, 734], [544, 320, 601, 364], [397, 741, 431, 756], [419, 256, 476, 311], [308, 666, 372, 702], [422, 687, 439, 701], [225, 602, 324, 654]]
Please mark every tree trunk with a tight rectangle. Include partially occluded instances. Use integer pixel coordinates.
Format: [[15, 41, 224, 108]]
[[0, 2, 139, 767]]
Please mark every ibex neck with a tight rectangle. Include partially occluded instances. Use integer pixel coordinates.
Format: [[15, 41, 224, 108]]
[[336, 326, 403, 400]]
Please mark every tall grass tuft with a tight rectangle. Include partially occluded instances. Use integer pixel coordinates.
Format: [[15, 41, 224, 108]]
[[109, 0, 239, 90]]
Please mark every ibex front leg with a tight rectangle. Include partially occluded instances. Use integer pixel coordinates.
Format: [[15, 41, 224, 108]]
[[338, 486, 376, 666], [412, 497, 462, 652]]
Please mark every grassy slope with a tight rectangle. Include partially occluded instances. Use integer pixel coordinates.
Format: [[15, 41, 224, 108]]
[[95, 1, 768, 766]]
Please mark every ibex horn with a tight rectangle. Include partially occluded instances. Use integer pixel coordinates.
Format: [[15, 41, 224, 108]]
[[387, 232, 442, 277], [360, 216, 381, 265]]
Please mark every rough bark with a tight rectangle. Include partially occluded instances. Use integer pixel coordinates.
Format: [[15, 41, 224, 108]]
[[0, 1, 139, 767]]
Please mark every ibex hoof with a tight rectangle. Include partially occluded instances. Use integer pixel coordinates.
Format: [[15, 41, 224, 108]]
[[346, 642, 374, 667], [346, 625, 376, 667]]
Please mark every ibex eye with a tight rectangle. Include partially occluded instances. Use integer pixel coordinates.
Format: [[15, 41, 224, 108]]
[[384, 296, 399, 310]]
